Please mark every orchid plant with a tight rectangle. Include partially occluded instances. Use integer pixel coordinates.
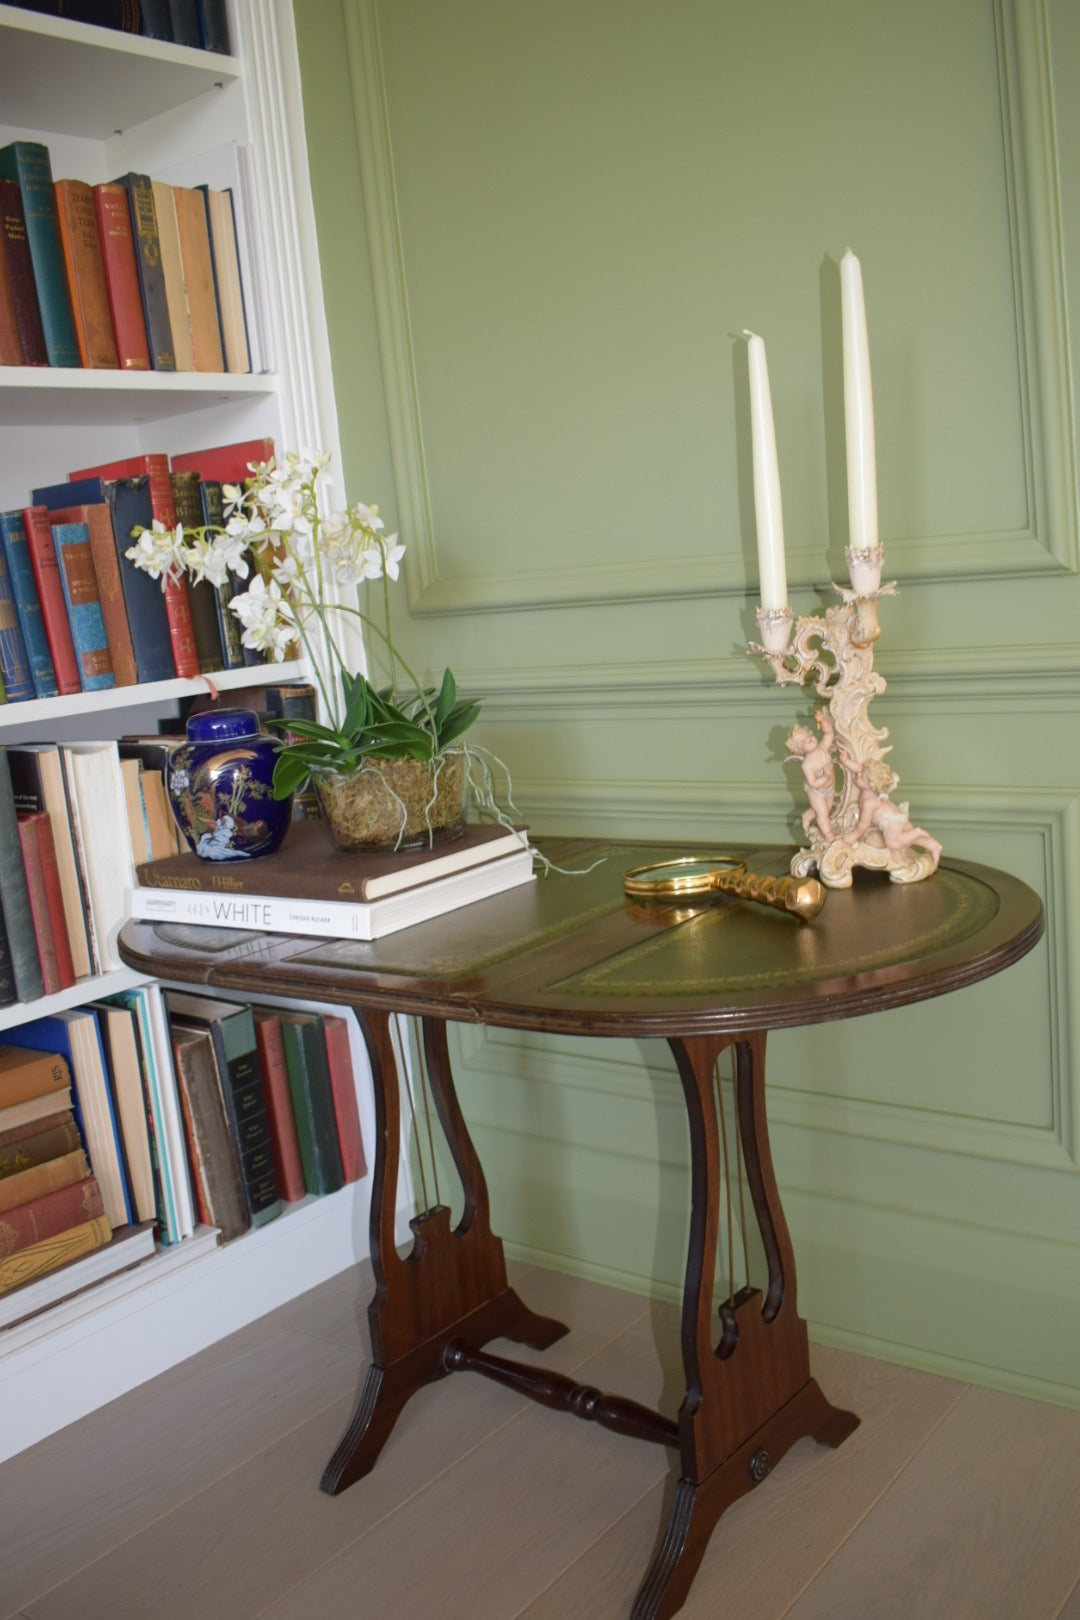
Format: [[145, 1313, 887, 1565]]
[[126, 449, 481, 801]]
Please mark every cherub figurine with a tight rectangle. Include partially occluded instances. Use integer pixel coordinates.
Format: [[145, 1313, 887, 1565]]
[[786, 709, 837, 842], [841, 755, 941, 867]]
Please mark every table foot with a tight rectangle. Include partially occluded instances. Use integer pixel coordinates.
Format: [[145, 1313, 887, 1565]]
[[321, 1282, 568, 1496], [630, 1378, 859, 1619]]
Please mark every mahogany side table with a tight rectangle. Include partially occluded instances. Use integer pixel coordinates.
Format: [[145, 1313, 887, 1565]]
[[119, 838, 1044, 1619]]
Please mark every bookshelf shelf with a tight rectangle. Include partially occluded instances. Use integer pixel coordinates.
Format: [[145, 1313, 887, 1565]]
[[0, 965, 150, 1034], [0, 0, 352, 1462], [0, 661, 309, 734], [0, 369, 277, 428], [0, 5, 240, 140]]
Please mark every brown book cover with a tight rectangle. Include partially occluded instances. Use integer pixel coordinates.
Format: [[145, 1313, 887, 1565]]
[[321, 1015, 366, 1184], [0, 218, 23, 363], [120, 757, 151, 866], [68, 454, 199, 678], [201, 186, 249, 372], [251, 1009, 305, 1202], [0, 1174, 105, 1259], [20, 506, 82, 695], [172, 185, 224, 372], [169, 1024, 249, 1241], [169, 471, 224, 673], [48, 502, 137, 687], [150, 180, 193, 372], [0, 1044, 70, 1111], [0, 177, 47, 366], [93, 182, 150, 371], [16, 811, 75, 995], [0, 1148, 89, 1216], [0, 1212, 112, 1296], [136, 817, 528, 901], [0, 1111, 81, 1174], [54, 179, 119, 370], [140, 766, 182, 858]]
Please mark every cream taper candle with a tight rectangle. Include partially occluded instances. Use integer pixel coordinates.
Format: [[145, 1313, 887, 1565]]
[[840, 249, 878, 553], [745, 330, 788, 611]]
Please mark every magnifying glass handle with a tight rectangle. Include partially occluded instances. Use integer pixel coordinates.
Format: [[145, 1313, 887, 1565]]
[[712, 868, 826, 922]]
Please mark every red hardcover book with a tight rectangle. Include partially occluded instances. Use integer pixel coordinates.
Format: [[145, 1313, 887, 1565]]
[[92, 182, 151, 372], [54, 179, 119, 370], [321, 1015, 367, 1184], [169, 438, 275, 485], [252, 1009, 306, 1202], [0, 177, 47, 366], [21, 506, 83, 695], [0, 1173, 105, 1256], [16, 811, 76, 994], [47, 503, 137, 687], [68, 454, 199, 677]]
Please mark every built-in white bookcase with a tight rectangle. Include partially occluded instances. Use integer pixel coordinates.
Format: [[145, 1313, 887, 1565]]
[[0, 2, 394, 1463]]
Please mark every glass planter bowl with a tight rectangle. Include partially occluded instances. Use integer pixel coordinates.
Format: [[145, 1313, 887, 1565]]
[[312, 750, 467, 851]]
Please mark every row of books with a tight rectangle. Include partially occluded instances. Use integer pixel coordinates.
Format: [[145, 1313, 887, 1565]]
[[7, 1, 230, 53], [0, 686, 313, 1008], [0, 139, 252, 374], [0, 987, 368, 1324], [0, 437, 276, 704]]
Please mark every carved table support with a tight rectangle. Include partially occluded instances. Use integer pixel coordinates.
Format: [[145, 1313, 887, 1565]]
[[320, 1010, 568, 1495], [630, 1031, 859, 1619]]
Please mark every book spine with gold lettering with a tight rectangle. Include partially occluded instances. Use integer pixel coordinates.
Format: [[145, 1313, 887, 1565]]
[[48, 522, 116, 691], [113, 173, 175, 372]]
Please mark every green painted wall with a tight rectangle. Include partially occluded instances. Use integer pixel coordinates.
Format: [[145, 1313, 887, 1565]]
[[295, 0, 1080, 1405]]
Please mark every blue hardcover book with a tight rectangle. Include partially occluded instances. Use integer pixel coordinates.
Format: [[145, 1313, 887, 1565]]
[[49, 521, 116, 692], [34, 476, 174, 685], [0, 530, 35, 703], [10, 1009, 135, 1227], [0, 509, 58, 699]]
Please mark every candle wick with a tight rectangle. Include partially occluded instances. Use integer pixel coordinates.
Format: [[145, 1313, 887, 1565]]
[[738, 328, 755, 341]]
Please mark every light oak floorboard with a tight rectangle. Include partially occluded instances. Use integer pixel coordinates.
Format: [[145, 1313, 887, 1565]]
[[0, 1322, 358, 1619], [783, 1383, 1080, 1620], [517, 1329, 964, 1619], [5, 1267, 1080, 1620]]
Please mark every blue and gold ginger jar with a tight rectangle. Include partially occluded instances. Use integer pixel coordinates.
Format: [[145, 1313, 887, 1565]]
[[166, 708, 292, 862]]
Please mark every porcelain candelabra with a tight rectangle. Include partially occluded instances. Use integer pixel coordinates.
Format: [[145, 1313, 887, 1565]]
[[750, 548, 941, 888]]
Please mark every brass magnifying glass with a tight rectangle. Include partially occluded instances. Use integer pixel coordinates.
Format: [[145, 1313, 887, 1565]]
[[623, 854, 826, 922]]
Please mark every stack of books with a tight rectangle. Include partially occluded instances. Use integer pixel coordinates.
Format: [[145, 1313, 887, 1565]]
[[0, 436, 277, 703], [0, 1036, 156, 1313], [0, 136, 256, 375], [130, 817, 536, 942]]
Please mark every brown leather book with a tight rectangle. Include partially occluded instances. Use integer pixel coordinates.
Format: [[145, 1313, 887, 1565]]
[[0, 1111, 81, 1174], [169, 471, 224, 673], [169, 1024, 250, 1242], [172, 186, 224, 372], [0, 1044, 70, 1109], [0, 177, 47, 366], [47, 502, 138, 688], [92, 182, 151, 371], [54, 179, 119, 369], [136, 816, 528, 901], [0, 1149, 90, 1216], [0, 225, 23, 363], [201, 186, 249, 372], [251, 1009, 305, 1202]]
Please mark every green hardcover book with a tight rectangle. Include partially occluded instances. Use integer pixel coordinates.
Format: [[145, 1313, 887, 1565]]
[[0, 143, 80, 368], [0, 747, 44, 1004], [277, 1012, 345, 1198], [169, 472, 224, 673], [165, 991, 281, 1228]]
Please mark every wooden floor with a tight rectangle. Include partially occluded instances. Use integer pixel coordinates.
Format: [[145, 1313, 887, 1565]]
[[3, 1260, 1080, 1620]]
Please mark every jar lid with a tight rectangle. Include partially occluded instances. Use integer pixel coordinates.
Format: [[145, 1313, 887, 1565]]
[[184, 707, 262, 744]]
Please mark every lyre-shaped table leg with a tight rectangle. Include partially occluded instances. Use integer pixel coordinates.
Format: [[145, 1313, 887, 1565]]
[[631, 1031, 859, 1619], [321, 1010, 567, 1495]]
